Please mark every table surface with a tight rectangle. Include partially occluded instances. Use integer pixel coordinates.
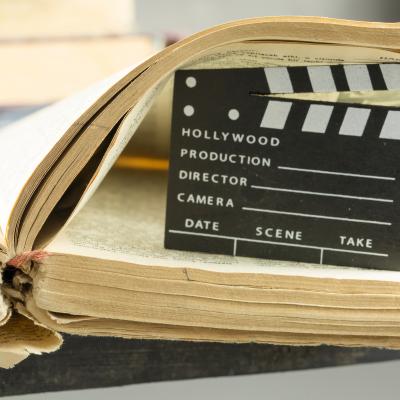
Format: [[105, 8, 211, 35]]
[[1, 335, 400, 397], [1, 106, 400, 396]]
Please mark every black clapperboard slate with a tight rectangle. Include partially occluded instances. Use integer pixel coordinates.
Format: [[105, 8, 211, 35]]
[[164, 63, 400, 270]]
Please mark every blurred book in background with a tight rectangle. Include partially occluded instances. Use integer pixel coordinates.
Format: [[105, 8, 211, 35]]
[[0, 0, 136, 39], [0, 36, 157, 106], [0, 0, 159, 127]]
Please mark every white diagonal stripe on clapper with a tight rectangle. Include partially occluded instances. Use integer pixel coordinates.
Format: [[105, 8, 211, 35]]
[[260, 100, 292, 130], [339, 107, 371, 137], [302, 104, 334, 133], [380, 64, 400, 90], [264, 67, 293, 93], [307, 66, 337, 92], [344, 64, 373, 91], [380, 110, 400, 140]]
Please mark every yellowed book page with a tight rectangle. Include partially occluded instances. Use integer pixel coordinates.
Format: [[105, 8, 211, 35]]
[[186, 42, 400, 69], [0, 351, 29, 369], [47, 169, 400, 283], [65, 78, 168, 224], [274, 90, 400, 107], [0, 65, 136, 241], [0, 297, 10, 326], [0, 235, 10, 325], [0, 313, 61, 368], [0, 228, 6, 256]]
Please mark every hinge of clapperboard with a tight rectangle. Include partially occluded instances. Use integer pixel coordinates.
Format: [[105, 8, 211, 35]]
[[255, 64, 400, 139]]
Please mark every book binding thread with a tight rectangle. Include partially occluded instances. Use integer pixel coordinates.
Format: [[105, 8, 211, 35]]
[[7, 250, 49, 268]]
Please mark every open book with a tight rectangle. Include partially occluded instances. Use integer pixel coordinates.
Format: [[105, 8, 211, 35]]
[[2, 16, 400, 368]]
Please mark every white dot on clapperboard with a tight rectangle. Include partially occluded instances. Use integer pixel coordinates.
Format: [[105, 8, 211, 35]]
[[186, 77, 197, 88], [228, 109, 240, 120], [184, 105, 195, 116]]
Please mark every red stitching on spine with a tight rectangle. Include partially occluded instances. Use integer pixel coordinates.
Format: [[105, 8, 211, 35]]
[[7, 250, 49, 268]]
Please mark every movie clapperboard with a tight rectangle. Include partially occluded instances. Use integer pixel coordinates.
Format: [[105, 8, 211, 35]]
[[165, 63, 400, 270]]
